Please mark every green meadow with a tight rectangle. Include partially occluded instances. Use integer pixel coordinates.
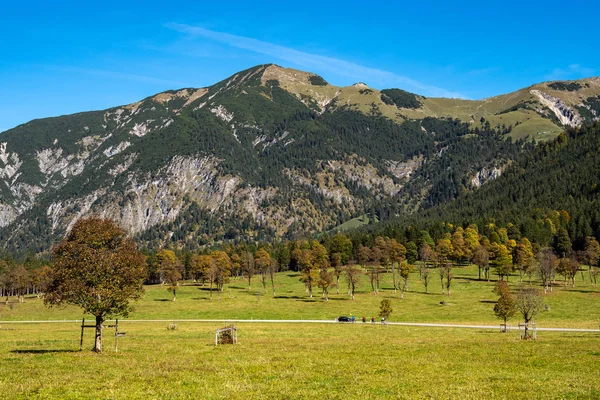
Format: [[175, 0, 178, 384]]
[[1, 265, 599, 398]]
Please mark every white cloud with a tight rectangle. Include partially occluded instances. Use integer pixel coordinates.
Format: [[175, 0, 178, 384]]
[[166, 23, 467, 98], [545, 64, 595, 81]]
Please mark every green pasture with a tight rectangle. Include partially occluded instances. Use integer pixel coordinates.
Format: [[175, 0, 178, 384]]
[[0, 322, 598, 399], [1, 265, 599, 398], [2, 265, 598, 328]]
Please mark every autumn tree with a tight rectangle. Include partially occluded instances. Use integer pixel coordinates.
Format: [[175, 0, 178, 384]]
[[330, 233, 353, 264], [344, 265, 361, 300], [472, 245, 490, 281], [211, 250, 232, 300], [44, 217, 146, 352], [583, 236, 600, 284], [255, 249, 271, 294], [11, 265, 30, 303], [388, 238, 406, 293], [318, 267, 334, 302], [331, 252, 344, 294], [436, 239, 453, 295], [299, 249, 317, 297], [31, 265, 52, 297], [157, 249, 183, 301], [493, 281, 516, 326], [268, 258, 279, 296], [513, 238, 535, 283], [379, 299, 393, 320], [491, 243, 512, 280], [188, 254, 209, 284], [418, 243, 433, 267], [358, 246, 377, 295], [451, 227, 468, 263], [538, 247, 558, 293], [557, 258, 579, 287], [240, 251, 255, 290], [398, 260, 414, 299]]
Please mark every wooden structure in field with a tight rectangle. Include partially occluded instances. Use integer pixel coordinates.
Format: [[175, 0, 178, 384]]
[[79, 318, 126, 351], [518, 321, 537, 340], [215, 325, 237, 346]]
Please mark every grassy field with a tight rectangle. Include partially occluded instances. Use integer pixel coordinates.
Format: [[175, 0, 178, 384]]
[[2, 265, 598, 327], [1, 265, 599, 398], [1, 322, 599, 399]]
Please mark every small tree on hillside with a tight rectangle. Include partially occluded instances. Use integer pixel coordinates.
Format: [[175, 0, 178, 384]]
[[557, 258, 580, 287], [398, 261, 414, 299], [344, 265, 361, 300], [241, 251, 255, 290], [255, 249, 271, 294], [44, 217, 146, 353], [472, 245, 490, 281], [211, 251, 232, 300], [583, 236, 600, 284], [538, 247, 558, 293], [516, 287, 544, 339], [318, 268, 333, 302], [379, 299, 393, 320], [157, 249, 183, 301], [493, 281, 516, 327]]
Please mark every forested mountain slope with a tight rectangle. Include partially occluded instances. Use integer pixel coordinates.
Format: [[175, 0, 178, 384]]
[[373, 122, 600, 248]]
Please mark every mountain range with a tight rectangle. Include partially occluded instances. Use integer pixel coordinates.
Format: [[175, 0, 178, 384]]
[[1, 64, 599, 254]]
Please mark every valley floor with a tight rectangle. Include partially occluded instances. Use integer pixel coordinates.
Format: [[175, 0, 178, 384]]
[[1, 265, 599, 398]]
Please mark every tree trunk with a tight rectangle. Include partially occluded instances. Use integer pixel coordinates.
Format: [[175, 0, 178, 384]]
[[392, 263, 397, 293], [271, 275, 276, 297], [440, 274, 445, 294], [94, 315, 103, 353]]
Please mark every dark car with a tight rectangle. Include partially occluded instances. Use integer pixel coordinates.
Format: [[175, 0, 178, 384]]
[[336, 316, 354, 322]]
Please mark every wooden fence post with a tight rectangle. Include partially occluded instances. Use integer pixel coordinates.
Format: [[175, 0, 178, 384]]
[[79, 318, 85, 351]]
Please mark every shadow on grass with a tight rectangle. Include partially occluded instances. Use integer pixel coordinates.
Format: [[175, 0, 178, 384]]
[[479, 300, 497, 304], [11, 349, 77, 354], [153, 299, 171, 302], [566, 288, 599, 294]]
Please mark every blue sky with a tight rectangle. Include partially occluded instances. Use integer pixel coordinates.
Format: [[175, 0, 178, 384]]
[[1, 0, 598, 132]]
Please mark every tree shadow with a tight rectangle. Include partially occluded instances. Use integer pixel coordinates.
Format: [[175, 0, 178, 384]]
[[11, 349, 77, 354], [479, 300, 497, 304], [565, 288, 598, 294], [153, 299, 171, 302]]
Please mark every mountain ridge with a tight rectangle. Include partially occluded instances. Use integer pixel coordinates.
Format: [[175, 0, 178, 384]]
[[0, 64, 598, 254]]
